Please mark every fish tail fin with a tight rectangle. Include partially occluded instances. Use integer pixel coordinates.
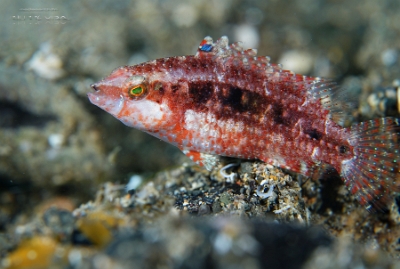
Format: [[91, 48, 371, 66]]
[[341, 117, 400, 211]]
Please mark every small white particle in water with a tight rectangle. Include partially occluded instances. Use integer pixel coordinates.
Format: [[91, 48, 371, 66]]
[[68, 249, 82, 266], [381, 49, 398, 66], [126, 175, 142, 191], [233, 24, 259, 49], [213, 232, 232, 254], [26, 42, 65, 80], [367, 93, 380, 108], [278, 50, 313, 74], [48, 134, 64, 149], [385, 88, 396, 99]]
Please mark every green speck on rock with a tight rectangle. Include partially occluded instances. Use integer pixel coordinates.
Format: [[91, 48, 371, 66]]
[[220, 193, 232, 205]]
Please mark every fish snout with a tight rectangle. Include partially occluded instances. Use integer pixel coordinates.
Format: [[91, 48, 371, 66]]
[[90, 83, 100, 92], [88, 82, 103, 105]]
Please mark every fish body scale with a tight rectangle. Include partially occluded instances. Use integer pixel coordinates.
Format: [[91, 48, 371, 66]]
[[114, 56, 345, 173], [89, 36, 400, 210]]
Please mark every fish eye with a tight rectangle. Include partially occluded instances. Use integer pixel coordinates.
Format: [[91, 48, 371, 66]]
[[339, 145, 349, 154], [128, 84, 146, 98]]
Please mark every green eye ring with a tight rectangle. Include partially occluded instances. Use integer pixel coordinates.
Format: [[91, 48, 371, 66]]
[[128, 84, 146, 98]]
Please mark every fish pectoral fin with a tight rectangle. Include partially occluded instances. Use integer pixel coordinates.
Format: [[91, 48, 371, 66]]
[[181, 149, 220, 170]]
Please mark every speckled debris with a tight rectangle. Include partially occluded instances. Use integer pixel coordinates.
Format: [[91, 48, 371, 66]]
[[136, 161, 308, 223], [2, 161, 400, 269], [1, 162, 333, 269]]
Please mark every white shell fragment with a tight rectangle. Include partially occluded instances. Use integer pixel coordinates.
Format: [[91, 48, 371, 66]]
[[26, 42, 65, 80]]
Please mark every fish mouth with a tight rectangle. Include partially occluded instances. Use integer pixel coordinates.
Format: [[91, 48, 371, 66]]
[[87, 82, 124, 117], [90, 83, 100, 92], [87, 83, 102, 104]]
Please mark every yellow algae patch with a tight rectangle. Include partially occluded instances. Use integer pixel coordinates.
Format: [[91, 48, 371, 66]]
[[2, 237, 57, 269], [76, 211, 126, 248]]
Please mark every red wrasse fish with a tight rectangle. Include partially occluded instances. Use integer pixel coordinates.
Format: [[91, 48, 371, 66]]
[[88, 36, 400, 210]]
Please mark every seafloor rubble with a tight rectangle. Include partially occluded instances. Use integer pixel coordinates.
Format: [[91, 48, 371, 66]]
[[2, 162, 400, 268]]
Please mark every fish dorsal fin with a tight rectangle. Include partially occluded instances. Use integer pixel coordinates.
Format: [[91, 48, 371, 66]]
[[197, 36, 258, 58], [307, 80, 357, 126], [196, 36, 355, 126], [196, 36, 281, 72], [197, 36, 251, 58]]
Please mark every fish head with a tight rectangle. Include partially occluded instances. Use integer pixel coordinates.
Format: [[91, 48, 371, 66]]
[[88, 66, 173, 132]]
